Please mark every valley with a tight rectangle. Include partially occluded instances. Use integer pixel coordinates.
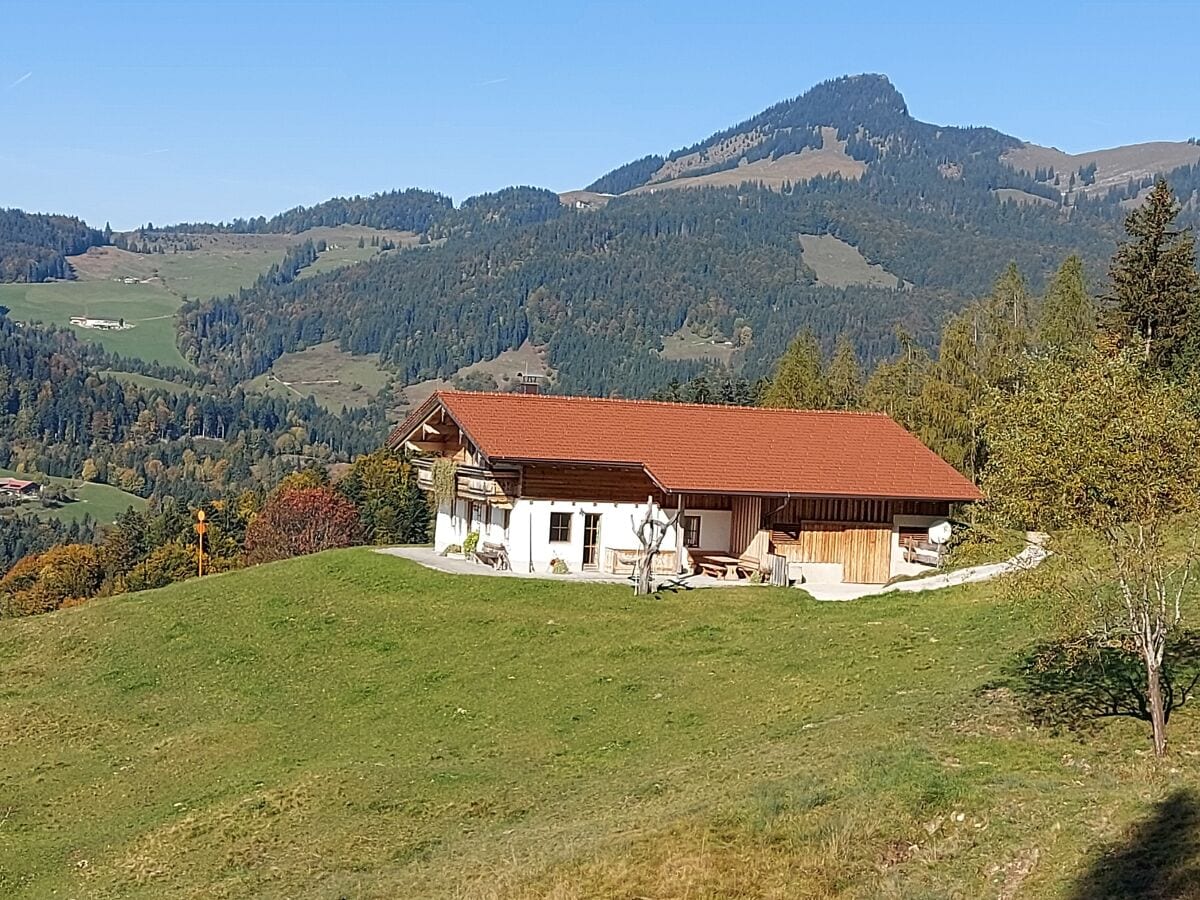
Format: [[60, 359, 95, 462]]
[[2, 17, 1200, 896]]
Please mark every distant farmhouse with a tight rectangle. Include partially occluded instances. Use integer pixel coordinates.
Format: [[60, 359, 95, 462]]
[[0, 477, 39, 498], [388, 391, 981, 585], [69, 316, 132, 331]]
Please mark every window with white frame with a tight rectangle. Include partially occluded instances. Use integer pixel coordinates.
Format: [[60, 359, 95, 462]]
[[682, 514, 701, 548]]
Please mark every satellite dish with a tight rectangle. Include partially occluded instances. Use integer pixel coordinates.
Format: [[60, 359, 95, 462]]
[[929, 520, 952, 545]]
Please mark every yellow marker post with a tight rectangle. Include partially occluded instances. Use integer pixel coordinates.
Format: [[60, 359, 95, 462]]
[[195, 509, 207, 577]]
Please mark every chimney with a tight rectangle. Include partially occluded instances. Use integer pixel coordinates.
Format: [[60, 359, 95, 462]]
[[516, 372, 542, 395]]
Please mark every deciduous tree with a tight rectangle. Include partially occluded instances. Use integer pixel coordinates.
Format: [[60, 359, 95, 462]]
[[244, 485, 362, 564], [983, 350, 1200, 756]]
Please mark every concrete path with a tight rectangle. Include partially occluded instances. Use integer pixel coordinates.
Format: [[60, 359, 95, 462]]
[[799, 535, 1049, 601], [378, 535, 1049, 601], [374, 546, 748, 589]]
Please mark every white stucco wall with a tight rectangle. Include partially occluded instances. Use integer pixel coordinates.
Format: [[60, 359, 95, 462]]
[[433, 498, 510, 551]]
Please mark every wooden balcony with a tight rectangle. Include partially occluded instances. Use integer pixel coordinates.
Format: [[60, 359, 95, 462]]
[[412, 458, 520, 505]]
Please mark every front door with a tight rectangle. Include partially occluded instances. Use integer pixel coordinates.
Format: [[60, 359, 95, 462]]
[[582, 513, 601, 570]]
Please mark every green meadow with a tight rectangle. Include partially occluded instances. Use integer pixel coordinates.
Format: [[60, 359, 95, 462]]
[[0, 467, 145, 525], [0, 549, 1195, 897], [0, 281, 188, 368]]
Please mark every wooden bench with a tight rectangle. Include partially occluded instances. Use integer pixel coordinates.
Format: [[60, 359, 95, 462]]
[[474, 541, 511, 571], [605, 548, 678, 575], [901, 535, 945, 567]]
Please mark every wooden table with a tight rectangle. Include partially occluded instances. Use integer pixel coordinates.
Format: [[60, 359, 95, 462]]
[[695, 554, 746, 581]]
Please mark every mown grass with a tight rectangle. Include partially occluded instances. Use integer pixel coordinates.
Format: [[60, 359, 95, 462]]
[[0, 550, 1196, 897], [0, 467, 144, 524], [0, 281, 189, 368]]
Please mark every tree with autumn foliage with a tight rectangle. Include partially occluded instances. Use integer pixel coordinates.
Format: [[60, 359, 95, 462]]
[[337, 448, 430, 545], [983, 349, 1200, 757], [0, 544, 103, 617], [244, 484, 362, 564]]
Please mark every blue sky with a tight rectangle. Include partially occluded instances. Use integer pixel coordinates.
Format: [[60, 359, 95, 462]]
[[1, 0, 1196, 229]]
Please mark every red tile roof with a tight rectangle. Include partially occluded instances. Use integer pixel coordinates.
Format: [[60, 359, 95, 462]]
[[389, 391, 982, 502]]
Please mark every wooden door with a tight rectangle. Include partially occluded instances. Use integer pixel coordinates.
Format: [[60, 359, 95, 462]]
[[841, 524, 892, 584], [582, 513, 601, 570]]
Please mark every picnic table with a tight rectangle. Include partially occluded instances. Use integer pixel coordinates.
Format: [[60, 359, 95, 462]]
[[693, 553, 755, 581]]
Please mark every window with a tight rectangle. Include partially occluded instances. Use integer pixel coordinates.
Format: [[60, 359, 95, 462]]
[[682, 514, 701, 548], [549, 511, 572, 543]]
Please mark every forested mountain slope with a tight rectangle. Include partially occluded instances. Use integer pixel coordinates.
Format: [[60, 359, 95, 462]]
[[0, 208, 105, 282], [177, 74, 1167, 396], [0, 310, 386, 501], [59, 73, 1195, 400]]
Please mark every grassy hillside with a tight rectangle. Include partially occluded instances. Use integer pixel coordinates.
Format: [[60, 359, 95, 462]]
[[0, 551, 1196, 897], [0, 280, 188, 368], [0, 467, 144, 524], [0, 226, 412, 371]]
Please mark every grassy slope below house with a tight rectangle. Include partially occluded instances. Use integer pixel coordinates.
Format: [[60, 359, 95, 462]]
[[1, 550, 1196, 898], [0, 467, 144, 524]]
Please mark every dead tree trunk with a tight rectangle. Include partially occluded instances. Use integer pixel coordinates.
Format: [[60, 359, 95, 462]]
[[633, 496, 680, 596]]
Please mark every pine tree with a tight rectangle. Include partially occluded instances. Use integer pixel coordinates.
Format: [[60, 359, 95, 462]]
[[921, 312, 983, 477], [825, 334, 863, 410], [761, 328, 828, 409], [862, 328, 932, 433], [981, 262, 1032, 386], [1109, 179, 1200, 374], [1037, 255, 1094, 353]]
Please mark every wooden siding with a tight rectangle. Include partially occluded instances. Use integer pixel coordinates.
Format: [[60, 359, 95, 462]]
[[730, 496, 762, 556], [520, 464, 665, 504], [776, 522, 842, 564], [769, 497, 893, 525], [771, 516, 896, 585], [894, 499, 952, 517], [671, 493, 733, 511], [842, 524, 893, 583]]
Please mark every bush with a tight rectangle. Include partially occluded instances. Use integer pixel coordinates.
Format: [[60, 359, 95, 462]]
[[463, 531, 480, 556], [244, 485, 362, 565], [0, 543, 103, 617]]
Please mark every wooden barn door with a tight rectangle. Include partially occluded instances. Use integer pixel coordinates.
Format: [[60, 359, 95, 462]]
[[841, 524, 892, 584]]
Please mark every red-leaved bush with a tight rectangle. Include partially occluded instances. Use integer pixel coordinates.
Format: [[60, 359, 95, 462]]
[[244, 486, 362, 564]]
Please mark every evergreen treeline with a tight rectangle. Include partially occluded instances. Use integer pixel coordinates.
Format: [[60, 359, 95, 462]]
[[0, 208, 105, 282], [178, 174, 1115, 397], [151, 188, 454, 235], [0, 515, 96, 575], [0, 311, 391, 508], [585, 155, 666, 194]]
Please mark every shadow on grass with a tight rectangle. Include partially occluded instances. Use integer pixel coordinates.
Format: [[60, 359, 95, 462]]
[[1070, 789, 1200, 899], [1001, 631, 1200, 734]]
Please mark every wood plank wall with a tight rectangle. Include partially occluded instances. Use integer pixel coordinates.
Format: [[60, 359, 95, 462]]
[[730, 496, 763, 556], [841, 525, 893, 583], [520, 465, 665, 504]]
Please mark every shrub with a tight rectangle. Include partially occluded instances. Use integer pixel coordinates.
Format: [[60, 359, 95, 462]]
[[244, 485, 362, 565], [463, 531, 480, 556]]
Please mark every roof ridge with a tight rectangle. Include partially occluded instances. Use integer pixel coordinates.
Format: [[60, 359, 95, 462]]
[[437, 389, 893, 418]]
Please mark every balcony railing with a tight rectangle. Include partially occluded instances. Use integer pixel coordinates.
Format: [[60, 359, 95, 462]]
[[412, 458, 520, 504]]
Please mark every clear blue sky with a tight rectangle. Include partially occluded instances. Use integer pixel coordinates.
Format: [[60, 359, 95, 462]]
[[2, 0, 1196, 229]]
